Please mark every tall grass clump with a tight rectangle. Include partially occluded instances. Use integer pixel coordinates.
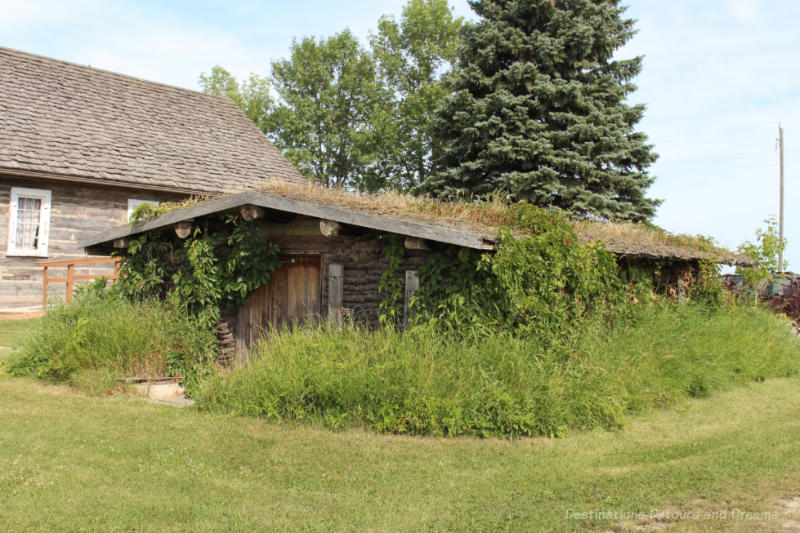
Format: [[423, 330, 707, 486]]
[[197, 303, 800, 438], [6, 289, 217, 393]]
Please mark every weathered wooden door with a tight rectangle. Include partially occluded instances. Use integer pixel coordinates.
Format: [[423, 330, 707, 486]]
[[237, 256, 321, 348]]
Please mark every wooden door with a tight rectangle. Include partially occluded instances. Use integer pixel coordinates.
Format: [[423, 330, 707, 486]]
[[237, 256, 321, 348]]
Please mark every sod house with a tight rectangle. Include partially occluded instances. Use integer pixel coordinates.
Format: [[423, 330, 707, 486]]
[[0, 46, 304, 310], [84, 184, 754, 357]]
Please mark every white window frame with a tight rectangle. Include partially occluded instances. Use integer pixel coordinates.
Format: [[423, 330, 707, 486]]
[[127, 199, 160, 222], [7, 187, 51, 257]]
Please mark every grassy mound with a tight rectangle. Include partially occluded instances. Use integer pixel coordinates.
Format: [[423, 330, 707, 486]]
[[197, 304, 800, 437], [5, 292, 216, 394]]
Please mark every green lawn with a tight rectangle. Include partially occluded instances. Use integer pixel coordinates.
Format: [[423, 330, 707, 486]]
[[0, 316, 40, 347], [1, 318, 800, 531]]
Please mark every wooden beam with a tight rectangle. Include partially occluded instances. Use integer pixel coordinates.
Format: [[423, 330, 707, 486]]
[[404, 237, 429, 250], [327, 263, 343, 330], [42, 265, 48, 311], [81, 194, 256, 248], [39, 257, 121, 267], [174, 221, 193, 239], [246, 192, 497, 250], [240, 204, 266, 221], [403, 270, 419, 328], [113, 238, 129, 249], [319, 219, 341, 237]]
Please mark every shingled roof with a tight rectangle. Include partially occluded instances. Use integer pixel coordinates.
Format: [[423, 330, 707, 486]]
[[0, 46, 305, 194]]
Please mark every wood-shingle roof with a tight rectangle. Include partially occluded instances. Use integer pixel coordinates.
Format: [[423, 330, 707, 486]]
[[0, 46, 305, 193]]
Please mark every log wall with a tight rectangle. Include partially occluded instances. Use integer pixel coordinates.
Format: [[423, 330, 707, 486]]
[[0, 176, 184, 309], [268, 232, 427, 328]]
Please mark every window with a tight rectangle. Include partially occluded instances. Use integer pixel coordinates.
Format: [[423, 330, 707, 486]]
[[7, 187, 51, 257], [127, 199, 160, 221]]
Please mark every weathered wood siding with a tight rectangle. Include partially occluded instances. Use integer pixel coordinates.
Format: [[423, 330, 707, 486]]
[[266, 220, 427, 327], [236, 256, 322, 347], [0, 176, 184, 309]]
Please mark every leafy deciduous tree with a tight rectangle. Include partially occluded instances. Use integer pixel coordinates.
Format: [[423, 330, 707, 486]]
[[371, 0, 463, 190], [737, 216, 788, 291], [269, 30, 388, 189], [199, 66, 273, 133]]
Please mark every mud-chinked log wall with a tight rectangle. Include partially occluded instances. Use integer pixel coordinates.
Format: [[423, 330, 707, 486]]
[[250, 216, 427, 326], [218, 216, 427, 359]]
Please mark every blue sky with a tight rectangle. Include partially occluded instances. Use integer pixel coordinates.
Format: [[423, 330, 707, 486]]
[[3, 0, 799, 267]]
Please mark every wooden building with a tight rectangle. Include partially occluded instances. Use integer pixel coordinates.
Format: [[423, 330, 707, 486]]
[[84, 188, 754, 356], [0, 47, 304, 310]]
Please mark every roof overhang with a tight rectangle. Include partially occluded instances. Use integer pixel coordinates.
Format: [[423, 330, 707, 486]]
[[81, 190, 756, 267], [82, 191, 499, 252], [0, 168, 203, 195]]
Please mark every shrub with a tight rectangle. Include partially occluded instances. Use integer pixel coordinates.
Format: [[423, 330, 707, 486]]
[[197, 303, 800, 437], [116, 217, 281, 333], [6, 290, 217, 393], [411, 203, 624, 343]]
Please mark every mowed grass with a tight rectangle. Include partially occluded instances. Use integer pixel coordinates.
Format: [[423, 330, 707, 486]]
[[0, 316, 40, 362], [0, 315, 40, 347], [3, 315, 800, 531], [1, 365, 800, 530]]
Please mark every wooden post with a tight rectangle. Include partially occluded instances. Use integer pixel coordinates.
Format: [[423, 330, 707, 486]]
[[404, 270, 419, 328], [113, 258, 121, 280], [42, 265, 49, 310], [327, 263, 343, 330], [66, 264, 75, 303], [778, 124, 785, 272]]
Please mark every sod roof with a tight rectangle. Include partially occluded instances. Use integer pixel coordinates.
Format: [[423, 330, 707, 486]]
[[83, 181, 755, 267]]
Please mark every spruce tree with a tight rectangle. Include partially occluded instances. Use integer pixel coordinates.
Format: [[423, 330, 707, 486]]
[[422, 0, 660, 221]]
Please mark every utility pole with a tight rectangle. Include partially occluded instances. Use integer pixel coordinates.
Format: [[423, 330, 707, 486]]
[[778, 124, 785, 272]]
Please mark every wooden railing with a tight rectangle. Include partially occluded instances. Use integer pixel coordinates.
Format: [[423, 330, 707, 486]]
[[39, 257, 121, 309]]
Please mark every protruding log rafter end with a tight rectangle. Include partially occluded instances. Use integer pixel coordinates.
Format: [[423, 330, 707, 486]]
[[404, 237, 429, 250], [240, 204, 266, 221], [320, 219, 342, 237], [113, 238, 129, 249], [174, 221, 193, 239]]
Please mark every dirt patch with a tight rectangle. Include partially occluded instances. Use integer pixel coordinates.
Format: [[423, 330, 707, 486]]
[[773, 496, 800, 532], [611, 508, 691, 532], [611, 496, 800, 532]]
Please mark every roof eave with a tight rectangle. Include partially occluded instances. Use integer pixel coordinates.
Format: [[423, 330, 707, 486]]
[[0, 168, 214, 195], [81, 191, 754, 267], [81, 191, 498, 251]]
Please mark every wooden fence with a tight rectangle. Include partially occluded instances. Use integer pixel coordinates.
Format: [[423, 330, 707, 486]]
[[39, 257, 121, 309]]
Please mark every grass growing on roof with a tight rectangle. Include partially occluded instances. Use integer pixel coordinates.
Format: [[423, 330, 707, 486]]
[[125, 179, 749, 264], [197, 303, 800, 437], [258, 180, 745, 263]]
